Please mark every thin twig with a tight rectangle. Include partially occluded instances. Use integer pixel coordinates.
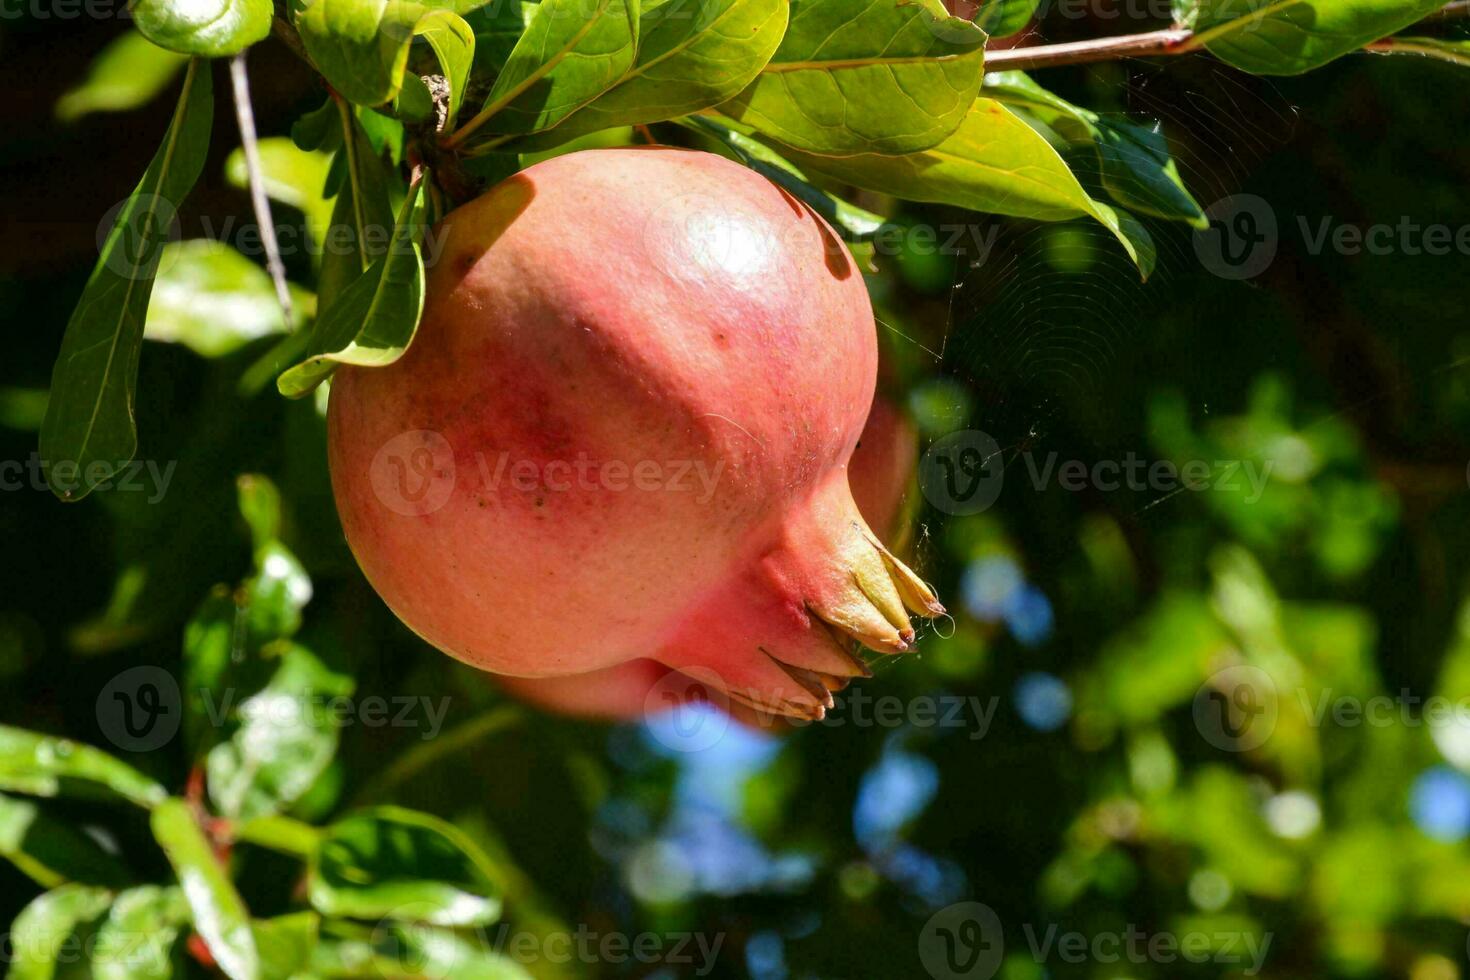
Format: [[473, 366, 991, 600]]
[[1366, 35, 1470, 66], [984, 27, 1193, 71], [983, 0, 1469, 72], [229, 52, 296, 331]]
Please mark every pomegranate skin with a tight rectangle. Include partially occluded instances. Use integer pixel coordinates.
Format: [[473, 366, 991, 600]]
[[499, 397, 921, 722], [328, 148, 940, 718]]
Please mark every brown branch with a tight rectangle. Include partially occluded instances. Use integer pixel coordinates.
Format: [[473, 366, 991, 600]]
[[984, 27, 1193, 71], [983, 0, 1469, 72]]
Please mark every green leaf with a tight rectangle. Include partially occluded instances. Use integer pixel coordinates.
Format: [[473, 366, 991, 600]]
[[464, 0, 535, 76], [206, 644, 352, 821], [318, 109, 396, 311], [55, 31, 189, 122], [418, 11, 478, 126], [132, 0, 271, 56], [680, 115, 886, 242], [306, 934, 531, 979], [183, 587, 245, 754], [387, 925, 535, 979], [464, 0, 640, 140], [244, 542, 314, 641], [984, 71, 1206, 227], [542, 0, 788, 141], [718, 0, 987, 156], [308, 807, 503, 926], [0, 794, 131, 889], [277, 180, 426, 397], [5, 884, 112, 980], [144, 241, 309, 358], [38, 61, 212, 503], [150, 798, 261, 980], [237, 473, 284, 553], [0, 387, 49, 431], [776, 100, 1155, 274], [252, 912, 320, 980], [294, 0, 484, 106], [973, 0, 1038, 37], [1193, 0, 1444, 74], [225, 137, 337, 245], [92, 885, 190, 980], [0, 726, 167, 808]]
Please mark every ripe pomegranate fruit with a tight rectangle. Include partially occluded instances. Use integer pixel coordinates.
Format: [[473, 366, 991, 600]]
[[328, 148, 942, 719], [498, 396, 920, 721]]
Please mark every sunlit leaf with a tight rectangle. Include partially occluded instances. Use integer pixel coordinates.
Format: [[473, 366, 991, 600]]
[[1194, 0, 1444, 74], [308, 807, 503, 926], [55, 31, 189, 122], [718, 0, 987, 156], [0, 726, 167, 808], [151, 798, 261, 980], [775, 100, 1155, 274], [145, 241, 311, 358], [132, 0, 271, 56]]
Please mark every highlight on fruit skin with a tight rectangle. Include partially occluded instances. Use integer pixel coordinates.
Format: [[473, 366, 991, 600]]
[[327, 147, 942, 721]]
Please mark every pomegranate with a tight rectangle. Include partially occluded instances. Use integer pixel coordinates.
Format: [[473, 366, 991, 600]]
[[499, 396, 921, 721], [328, 148, 942, 719]]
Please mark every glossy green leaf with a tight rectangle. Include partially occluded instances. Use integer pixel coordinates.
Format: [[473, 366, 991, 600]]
[[465, 0, 640, 140], [308, 807, 503, 926], [0, 794, 130, 889], [225, 137, 337, 245], [418, 10, 478, 126], [0, 725, 167, 808], [388, 925, 535, 979], [252, 912, 320, 980], [132, 0, 271, 56], [984, 71, 1206, 227], [718, 0, 987, 156], [295, 0, 486, 106], [277, 181, 426, 397], [546, 0, 788, 141], [39, 61, 212, 503], [307, 934, 531, 979], [244, 541, 314, 641], [206, 644, 352, 820], [151, 798, 261, 980], [778, 100, 1155, 274], [145, 241, 310, 358], [680, 116, 886, 242], [1194, 0, 1444, 74], [55, 31, 189, 122], [92, 885, 189, 980], [5, 884, 112, 980]]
